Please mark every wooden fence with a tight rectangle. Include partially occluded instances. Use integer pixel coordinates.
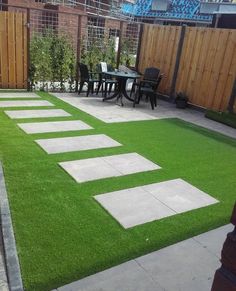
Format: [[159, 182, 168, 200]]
[[0, 12, 27, 89], [138, 24, 236, 112]]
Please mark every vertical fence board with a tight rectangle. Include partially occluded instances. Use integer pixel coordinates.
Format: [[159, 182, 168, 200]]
[[0, 11, 27, 89], [0, 12, 9, 88], [24, 13, 28, 89], [8, 13, 16, 88], [15, 13, 24, 88], [139, 24, 236, 111]]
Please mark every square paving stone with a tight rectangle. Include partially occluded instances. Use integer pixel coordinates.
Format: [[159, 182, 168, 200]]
[[59, 153, 160, 183], [144, 178, 219, 213], [94, 178, 218, 229], [36, 134, 121, 154], [0, 92, 39, 98], [0, 100, 53, 108], [95, 187, 175, 228], [103, 152, 161, 175], [5, 109, 71, 119], [60, 157, 121, 183], [17, 120, 93, 134]]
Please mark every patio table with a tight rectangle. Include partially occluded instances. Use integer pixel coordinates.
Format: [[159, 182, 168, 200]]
[[103, 71, 141, 106]]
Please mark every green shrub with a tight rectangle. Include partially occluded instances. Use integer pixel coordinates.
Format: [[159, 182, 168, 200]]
[[30, 31, 76, 91]]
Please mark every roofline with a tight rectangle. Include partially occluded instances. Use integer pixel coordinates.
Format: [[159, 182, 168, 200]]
[[133, 15, 212, 25]]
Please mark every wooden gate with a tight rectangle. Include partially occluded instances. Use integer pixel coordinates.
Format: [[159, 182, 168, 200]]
[[0, 12, 27, 89]]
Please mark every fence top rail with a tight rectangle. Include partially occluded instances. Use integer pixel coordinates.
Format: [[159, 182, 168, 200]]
[[143, 23, 236, 32], [0, 3, 87, 17]]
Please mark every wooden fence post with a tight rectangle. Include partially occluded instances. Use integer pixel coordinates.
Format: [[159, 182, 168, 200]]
[[135, 23, 143, 71], [116, 21, 124, 69], [227, 79, 236, 113], [75, 15, 82, 93], [27, 8, 30, 91], [170, 25, 186, 101]]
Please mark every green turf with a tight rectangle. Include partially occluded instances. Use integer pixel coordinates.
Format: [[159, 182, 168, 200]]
[[0, 92, 235, 291], [205, 110, 236, 129]]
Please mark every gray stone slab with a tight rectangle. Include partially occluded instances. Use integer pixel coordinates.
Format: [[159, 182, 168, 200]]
[[0, 100, 53, 108], [193, 224, 233, 258], [59, 153, 160, 183], [60, 157, 121, 183], [94, 179, 218, 229], [17, 120, 93, 134], [36, 134, 121, 154], [58, 260, 163, 291], [95, 187, 175, 228], [136, 238, 220, 291], [103, 153, 161, 175], [144, 178, 219, 213], [0, 92, 39, 98], [5, 109, 71, 119]]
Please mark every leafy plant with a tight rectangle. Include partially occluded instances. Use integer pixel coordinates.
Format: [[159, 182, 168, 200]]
[[120, 37, 136, 67], [80, 37, 116, 71], [30, 31, 76, 91]]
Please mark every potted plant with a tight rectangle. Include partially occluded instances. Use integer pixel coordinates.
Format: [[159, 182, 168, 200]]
[[175, 92, 189, 109]]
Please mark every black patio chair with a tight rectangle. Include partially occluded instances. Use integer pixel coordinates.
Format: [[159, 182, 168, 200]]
[[78, 63, 100, 97], [133, 68, 164, 110], [96, 62, 117, 98], [130, 67, 160, 98]]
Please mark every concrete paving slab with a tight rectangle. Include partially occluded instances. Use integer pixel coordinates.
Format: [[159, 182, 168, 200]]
[[5, 109, 71, 119], [136, 238, 221, 291], [94, 179, 218, 229], [36, 134, 121, 154], [103, 153, 161, 175], [144, 179, 219, 213], [59, 153, 160, 183], [17, 120, 93, 134], [0, 100, 53, 108], [53, 95, 157, 123], [193, 224, 233, 258], [58, 260, 163, 291], [0, 92, 39, 98], [95, 187, 175, 228], [56, 224, 231, 291], [59, 157, 121, 183]]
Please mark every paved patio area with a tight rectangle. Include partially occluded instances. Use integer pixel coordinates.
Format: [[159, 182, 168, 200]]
[[53, 93, 236, 139], [56, 224, 233, 291]]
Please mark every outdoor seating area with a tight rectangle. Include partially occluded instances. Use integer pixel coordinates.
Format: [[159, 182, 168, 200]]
[[0, 2, 236, 291]]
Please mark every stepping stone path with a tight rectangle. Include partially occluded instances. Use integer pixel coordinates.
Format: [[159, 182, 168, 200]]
[[35, 134, 121, 154], [95, 179, 219, 228], [59, 153, 160, 183], [0, 92, 39, 98], [5, 109, 71, 119], [0, 100, 53, 108], [18, 120, 92, 134]]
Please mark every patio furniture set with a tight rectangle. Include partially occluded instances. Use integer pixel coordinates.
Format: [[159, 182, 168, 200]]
[[78, 62, 164, 109]]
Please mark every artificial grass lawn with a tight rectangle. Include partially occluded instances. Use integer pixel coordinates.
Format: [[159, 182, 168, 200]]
[[0, 92, 235, 291], [205, 110, 236, 129]]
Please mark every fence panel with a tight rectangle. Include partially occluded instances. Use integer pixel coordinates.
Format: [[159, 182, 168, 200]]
[[138, 24, 236, 112], [138, 24, 181, 95], [176, 27, 236, 111], [0, 11, 27, 89]]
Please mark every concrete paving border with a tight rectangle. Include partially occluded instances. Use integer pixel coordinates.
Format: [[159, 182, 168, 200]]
[[0, 163, 23, 291]]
